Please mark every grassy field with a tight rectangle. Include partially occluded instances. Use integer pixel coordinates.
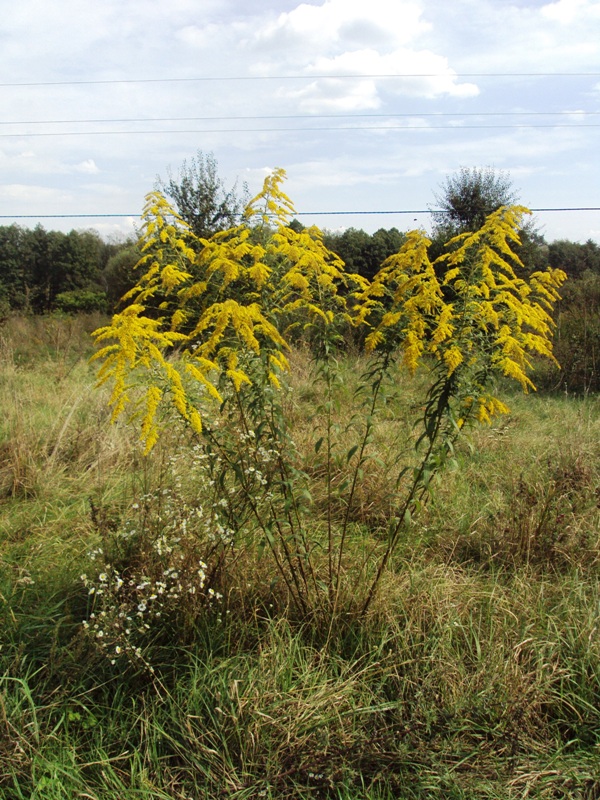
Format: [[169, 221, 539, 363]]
[[1, 314, 600, 799]]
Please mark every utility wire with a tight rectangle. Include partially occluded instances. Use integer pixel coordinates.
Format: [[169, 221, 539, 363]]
[[1, 72, 599, 88], [2, 207, 599, 220], [1, 111, 598, 125], [1, 124, 599, 138]]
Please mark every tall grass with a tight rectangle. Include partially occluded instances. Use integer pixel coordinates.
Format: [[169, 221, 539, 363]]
[[1, 315, 600, 799]]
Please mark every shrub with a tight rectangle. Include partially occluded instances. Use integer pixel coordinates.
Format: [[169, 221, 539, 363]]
[[548, 272, 600, 394], [89, 169, 565, 624], [54, 289, 108, 314]]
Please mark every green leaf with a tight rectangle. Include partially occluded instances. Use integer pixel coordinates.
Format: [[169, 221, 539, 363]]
[[298, 488, 313, 504], [315, 436, 324, 453], [346, 444, 359, 463], [264, 526, 276, 547]]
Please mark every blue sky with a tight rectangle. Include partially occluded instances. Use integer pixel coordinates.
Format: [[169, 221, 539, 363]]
[[1, 0, 599, 242]]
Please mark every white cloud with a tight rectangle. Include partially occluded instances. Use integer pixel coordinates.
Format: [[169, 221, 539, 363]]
[[174, 24, 220, 47], [0, 184, 72, 203], [0, 0, 597, 243], [422, 0, 600, 74], [74, 159, 100, 174], [338, 18, 398, 48], [306, 49, 479, 100], [77, 182, 130, 197], [287, 77, 380, 113], [541, 0, 594, 23], [246, 0, 477, 111], [1, 150, 70, 176], [258, 0, 429, 50]]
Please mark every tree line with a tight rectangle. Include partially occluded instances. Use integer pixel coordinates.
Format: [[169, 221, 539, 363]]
[[0, 224, 126, 316], [0, 154, 599, 392], [2, 222, 597, 313]]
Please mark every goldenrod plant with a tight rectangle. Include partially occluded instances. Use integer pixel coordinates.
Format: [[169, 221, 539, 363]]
[[352, 206, 566, 611], [92, 169, 566, 617]]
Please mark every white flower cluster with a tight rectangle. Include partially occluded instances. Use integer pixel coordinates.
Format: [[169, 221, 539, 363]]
[[81, 486, 225, 670], [164, 432, 282, 544], [80, 422, 286, 670], [81, 558, 222, 670]]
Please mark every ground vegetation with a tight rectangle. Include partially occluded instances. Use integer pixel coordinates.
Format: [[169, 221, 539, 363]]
[[1, 313, 599, 798]]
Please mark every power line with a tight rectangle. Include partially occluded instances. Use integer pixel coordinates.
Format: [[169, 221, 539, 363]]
[[2, 123, 599, 138], [1, 72, 599, 88], [2, 207, 599, 220], [302, 207, 599, 215], [1, 111, 598, 126]]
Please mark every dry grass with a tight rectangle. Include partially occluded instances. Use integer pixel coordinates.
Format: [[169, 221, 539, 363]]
[[1, 315, 600, 799]]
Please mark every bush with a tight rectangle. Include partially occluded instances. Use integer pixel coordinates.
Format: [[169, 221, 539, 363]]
[[54, 289, 108, 314], [537, 272, 600, 394], [89, 170, 565, 627]]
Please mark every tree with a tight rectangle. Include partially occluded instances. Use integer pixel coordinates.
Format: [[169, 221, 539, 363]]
[[430, 167, 548, 275], [155, 150, 248, 240], [371, 228, 406, 274], [323, 227, 406, 281], [23, 227, 107, 312], [323, 227, 373, 277], [101, 241, 142, 310], [0, 225, 30, 310], [431, 166, 518, 236], [548, 239, 600, 280]]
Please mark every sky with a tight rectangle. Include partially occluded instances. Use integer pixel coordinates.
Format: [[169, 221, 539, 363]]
[[1, 0, 599, 243]]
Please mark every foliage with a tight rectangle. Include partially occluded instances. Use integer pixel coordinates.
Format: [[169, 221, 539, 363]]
[[0, 224, 124, 313], [101, 240, 142, 310], [429, 167, 550, 279], [81, 489, 224, 673], [91, 170, 566, 619], [155, 149, 249, 240], [323, 226, 406, 281], [431, 166, 518, 236], [543, 271, 600, 394], [0, 224, 30, 310], [536, 242, 600, 394], [54, 289, 108, 314], [548, 238, 600, 279], [3, 317, 600, 798]]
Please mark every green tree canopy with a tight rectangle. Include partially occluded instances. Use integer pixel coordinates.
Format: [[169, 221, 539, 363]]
[[155, 150, 248, 241], [429, 167, 547, 275], [323, 227, 406, 281], [0, 224, 122, 313], [548, 239, 600, 280], [431, 167, 518, 236]]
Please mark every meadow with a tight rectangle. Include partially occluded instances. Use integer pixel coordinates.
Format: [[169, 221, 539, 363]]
[[1, 313, 600, 799]]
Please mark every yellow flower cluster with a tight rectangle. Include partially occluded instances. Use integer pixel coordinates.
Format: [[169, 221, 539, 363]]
[[93, 170, 359, 450], [93, 171, 566, 451], [355, 229, 446, 371], [351, 204, 565, 426], [438, 206, 565, 390]]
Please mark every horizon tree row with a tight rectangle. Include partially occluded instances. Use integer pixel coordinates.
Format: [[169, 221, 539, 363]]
[[1, 153, 600, 397]]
